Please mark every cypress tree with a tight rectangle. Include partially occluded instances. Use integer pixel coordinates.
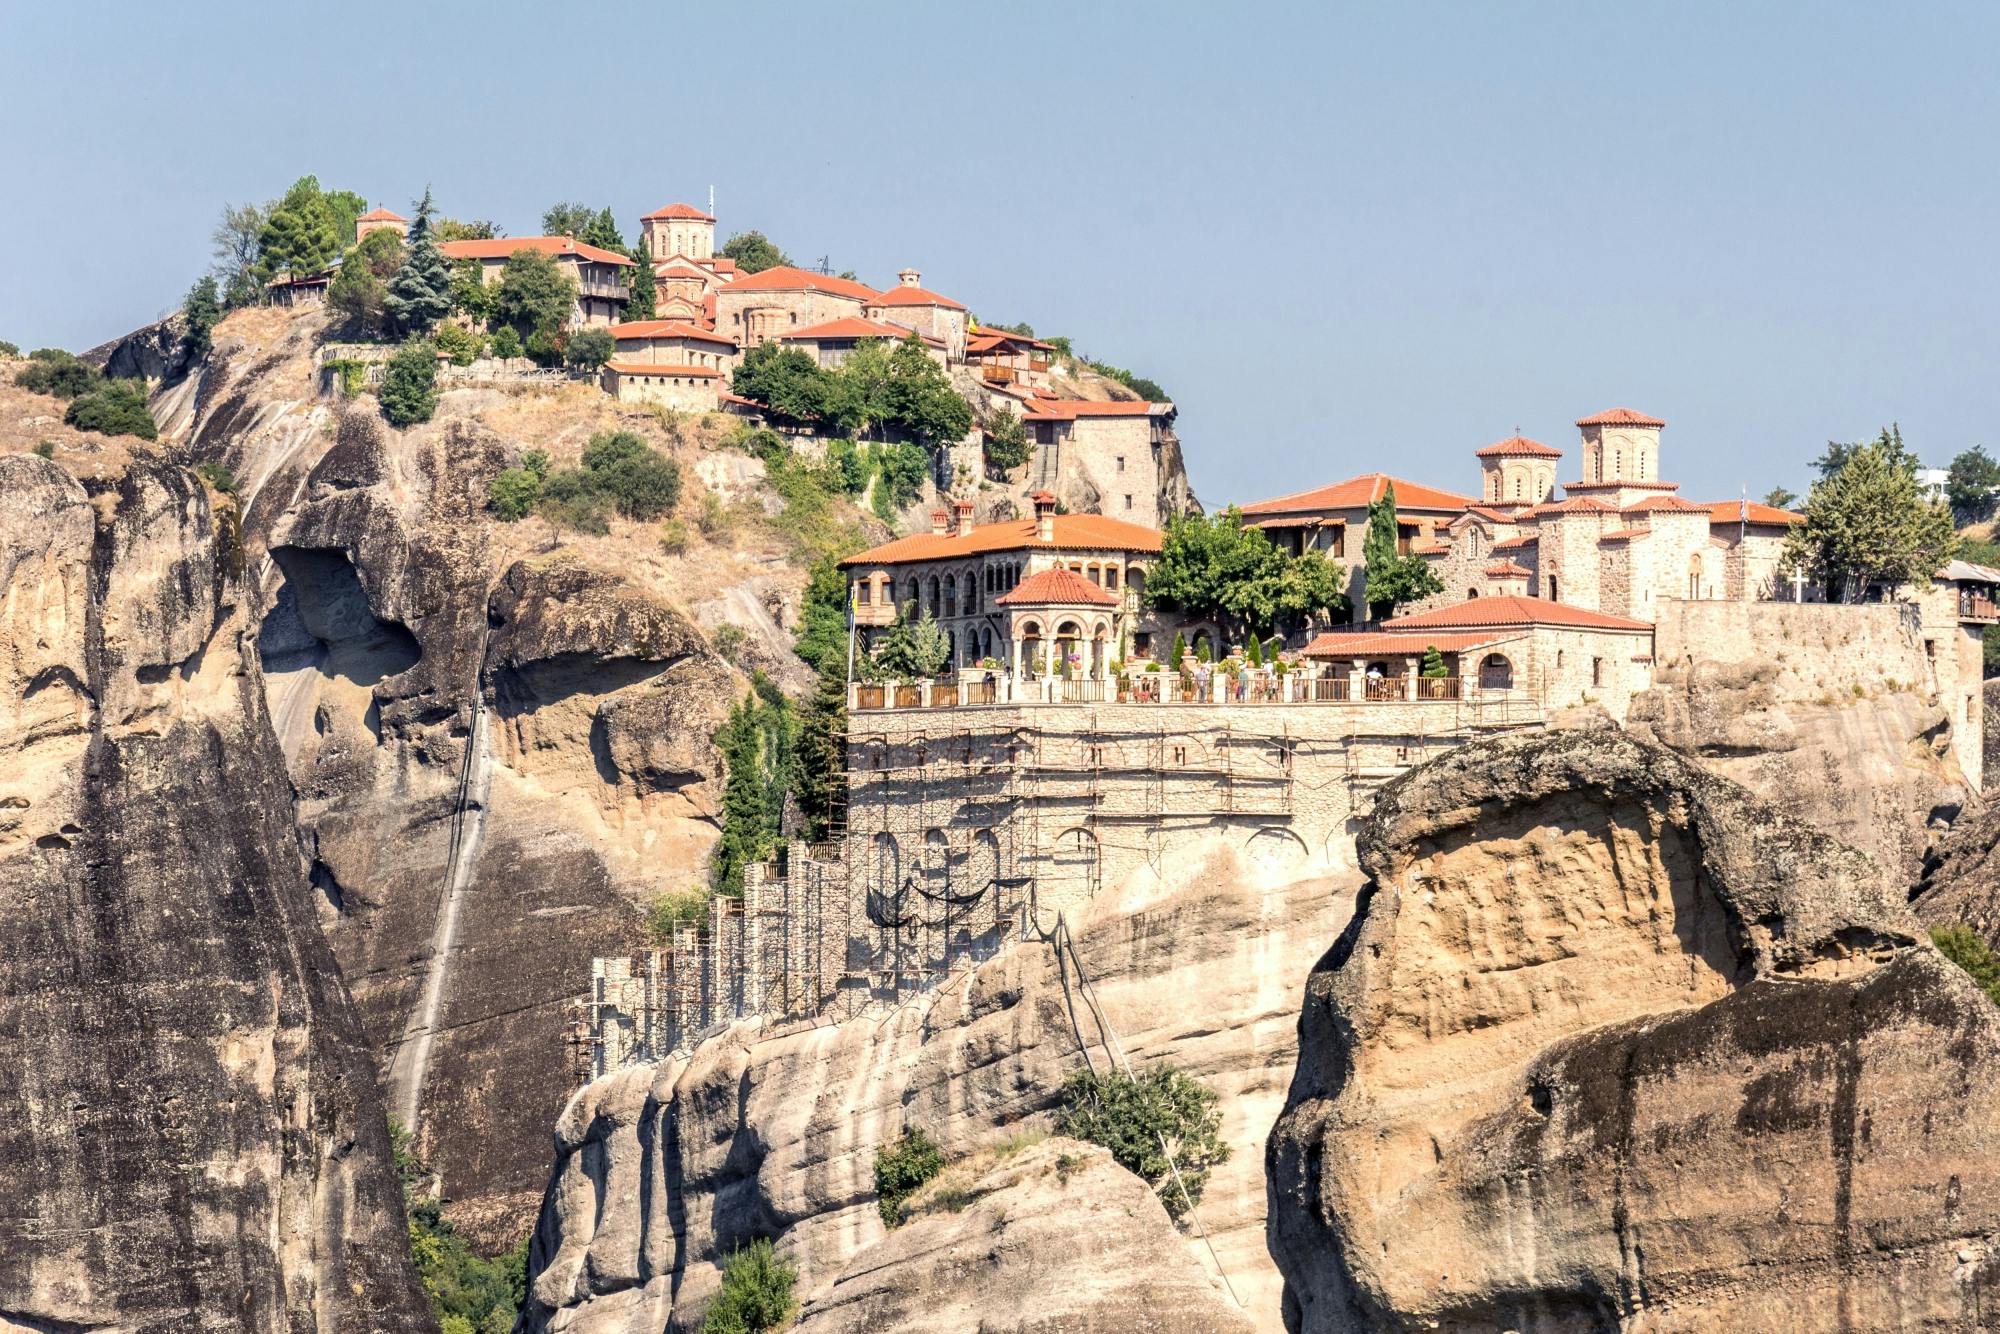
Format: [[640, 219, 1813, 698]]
[[623, 238, 657, 321], [714, 699, 768, 895]]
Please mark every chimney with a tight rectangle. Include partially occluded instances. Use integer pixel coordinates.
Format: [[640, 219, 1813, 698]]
[[930, 509, 950, 536], [953, 498, 975, 538], [898, 267, 922, 289], [1031, 490, 1056, 543]]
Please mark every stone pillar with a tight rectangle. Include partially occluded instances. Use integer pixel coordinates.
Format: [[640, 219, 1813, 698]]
[[1347, 662, 1365, 701]]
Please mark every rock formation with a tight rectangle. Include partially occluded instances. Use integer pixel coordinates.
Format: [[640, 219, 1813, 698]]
[[792, 1137, 1255, 1334], [1268, 727, 2000, 1333], [0, 453, 429, 1328], [521, 848, 1356, 1331]]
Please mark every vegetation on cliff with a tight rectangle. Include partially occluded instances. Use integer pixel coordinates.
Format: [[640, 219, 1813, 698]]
[[1784, 427, 1957, 599], [873, 1129, 947, 1227], [702, 1238, 798, 1333], [392, 1119, 528, 1333], [1054, 1064, 1229, 1221]]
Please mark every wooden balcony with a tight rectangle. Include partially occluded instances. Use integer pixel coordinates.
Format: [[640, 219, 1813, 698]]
[[1961, 592, 1999, 623], [979, 364, 1017, 384]]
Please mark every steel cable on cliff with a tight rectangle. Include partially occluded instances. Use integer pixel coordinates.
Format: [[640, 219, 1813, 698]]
[[1037, 910, 1244, 1309]]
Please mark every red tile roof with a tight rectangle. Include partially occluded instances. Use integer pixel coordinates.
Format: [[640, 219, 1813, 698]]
[[717, 265, 877, 300], [605, 362, 721, 378], [1576, 407, 1666, 428], [1622, 495, 1708, 513], [782, 316, 944, 346], [1240, 474, 1475, 516], [840, 514, 1163, 567], [609, 320, 736, 346], [1705, 500, 1803, 526], [1492, 534, 1539, 551], [1600, 527, 1648, 541], [1523, 497, 1617, 516], [1303, 630, 1506, 657], [1411, 539, 1448, 555], [1385, 595, 1651, 632], [642, 202, 715, 222], [1465, 504, 1523, 522], [1019, 398, 1167, 420], [357, 207, 406, 222], [438, 236, 636, 266], [1474, 435, 1563, 459], [969, 329, 1054, 352], [654, 261, 714, 280], [870, 284, 967, 311], [994, 567, 1122, 607], [1484, 561, 1533, 577], [1561, 479, 1682, 493]]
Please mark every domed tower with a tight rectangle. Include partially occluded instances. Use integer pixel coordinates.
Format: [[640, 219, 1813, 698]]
[[1473, 435, 1562, 505], [640, 202, 716, 262], [1565, 408, 1677, 507]]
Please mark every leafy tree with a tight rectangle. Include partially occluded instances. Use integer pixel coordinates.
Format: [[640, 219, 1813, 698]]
[[792, 559, 854, 841], [386, 188, 452, 336], [1762, 486, 1799, 510], [17, 348, 103, 400], [446, 259, 495, 322], [874, 1130, 946, 1227], [1053, 1064, 1230, 1221], [180, 276, 222, 359], [379, 337, 439, 428], [432, 321, 480, 366], [65, 381, 157, 440], [488, 325, 522, 359], [564, 327, 615, 370], [1146, 506, 1344, 642], [256, 176, 342, 281], [487, 467, 541, 520], [327, 227, 406, 337], [433, 217, 503, 242], [579, 430, 680, 518], [983, 408, 1031, 473], [731, 344, 832, 427], [712, 685, 794, 894], [642, 889, 712, 942], [881, 335, 973, 447], [871, 606, 950, 681], [1946, 446, 2000, 525], [323, 189, 368, 247], [873, 442, 929, 511], [701, 1238, 796, 1334], [392, 1118, 530, 1329], [493, 250, 576, 340], [211, 200, 271, 308], [524, 329, 563, 368], [1933, 926, 2000, 1006], [720, 230, 790, 274], [1783, 429, 1958, 601], [0, 341, 18, 358], [540, 201, 598, 239], [825, 438, 869, 497], [1361, 483, 1443, 618], [1812, 424, 1921, 481]]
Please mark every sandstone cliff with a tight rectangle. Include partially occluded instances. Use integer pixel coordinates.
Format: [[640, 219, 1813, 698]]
[[521, 844, 1356, 1332], [1268, 728, 2000, 1333], [0, 452, 429, 1329]]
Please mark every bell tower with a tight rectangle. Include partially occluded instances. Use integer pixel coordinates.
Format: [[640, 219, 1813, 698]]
[[640, 202, 717, 262], [1473, 435, 1561, 505]]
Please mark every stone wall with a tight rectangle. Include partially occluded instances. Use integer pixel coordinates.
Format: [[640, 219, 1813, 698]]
[[715, 287, 868, 347]]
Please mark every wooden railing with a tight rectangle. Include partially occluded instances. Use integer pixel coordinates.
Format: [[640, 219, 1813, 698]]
[[1961, 593, 1999, 621], [980, 364, 1017, 384]]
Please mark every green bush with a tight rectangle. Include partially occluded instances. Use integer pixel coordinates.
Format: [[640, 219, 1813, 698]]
[[392, 1119, 529, 1330], [660, 517, 691, 554], [873, 1129, 946, 1227], [193, 461, 238, 494], [65, 381, 158, 440], [983, 409, 1031, 473], [642, 889, 711, 942], [1933, 926, 2000, 1005], [537, 430, 682, 523], [565, 327, 616, 371], [712, 623, 750, 665], [1053, 1065, 1229, 1221], [32, 440, 55, 458], [379, 338, 439, 428], [487, 467, 542, 521], [701, 1238, 796, 1334], [325, 358, 369, 397], [16, 349, 102, 400], [489, 325, 522, 359], [432, 321, 480, 367], [0, 340, 19, 357], [524, 328, 562, 368]]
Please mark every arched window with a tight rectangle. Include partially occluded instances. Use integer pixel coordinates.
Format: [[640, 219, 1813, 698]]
[[1547, 576, 1559, 602], [906, 577, 920, 610], [1479, 654, 1514, 690], [1512, 475, 1523, 499], [1469, 588, 1480, 599]]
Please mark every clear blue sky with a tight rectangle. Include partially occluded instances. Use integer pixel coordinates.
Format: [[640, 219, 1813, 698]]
[[4, 1, 1995, 507]]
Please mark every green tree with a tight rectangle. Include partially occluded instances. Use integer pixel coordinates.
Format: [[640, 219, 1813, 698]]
[[623, 241, 658, 321], [1053, 1065, 1230, 1221], [392, 1118, 530, 1329], [731, 343, 832, 427], [792, 560, 853, 841], [488, 325, 522, 359], [871, 606, 950, 681], [1146, 506, 1344, 642], [487, 467, 542, 520], [642, 889, 712, 942], [16, 349, 102, 400], [64, 381, 157, 440], [1946, 446, 2000, 525], [256, 176, 342, 281], [579, 430, 681, 518], [447, 259, 496, 322], [434, 217, 503, 242], [432, 321, 480, 366], [701, 1238, 797, 1334], [540, 201, 598, 239], [882, 334, 973, 447], [982, 408, 1031, 473], [873, 1130, 946, 1227], [327, 227, 406, 338], [720, 230, 790, 274], [386, 188, 452, 336], [1762, 486, 1799, 510], [1812, 424, 1922, 481], [564, 327, 615, 370], [180, 276, 222, 360], [379, 337, 439, 428], [211, 200, 271, 308], [323, 189, 368, 247], [1933, 926, 2000, 1006], [1419, 645, 1449, 678], [1361, 482, 1444, 618], [1169, 631, 1187, 666], [493, 250, 577, 340], [1245, 634, 1263, 667], [712, 685, 793, 894], [1783, 429, 1958, 601]]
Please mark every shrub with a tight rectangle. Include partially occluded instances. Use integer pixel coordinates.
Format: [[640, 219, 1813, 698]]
[[487, 467, 542, 521], [1419, 645, 1448, 678], [983, 409, 1031, 473], [701, 1238, 796, 1334], [181, 276, 222, 359], [1053, 1065, 1230, 1221], [873, 1129, 946, 1227], [193, 461, 238, 494], [537, 471, 612, 534], [432, 321, 480, 367], [524, 328, 562, 368], [393, 1118, 530, 1330], [643, 889, 711, 943], [699, 493, 736, 538], [325, 357, 369, 397], [0, 340, 18, 357], [65, 381, 158, 440], [379, 338, 439, 428], [1933, 926, 2000, 1006], [660, 517, 691, 554], [712, 623, 750, 666], [489, 325, 522, 359], [16, 349, 102, 400], [578, 430, 682, 520], [565, 327, 616, 371], [32, 440, 55, 458]]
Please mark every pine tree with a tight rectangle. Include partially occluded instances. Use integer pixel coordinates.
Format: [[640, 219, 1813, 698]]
[[623, 239, 658, 321], [256, 177, 340, 281], [180, 277, 222, 359], [1169, 631, 1187, 666], [714, 699, 769, 895], [385, 188, 452, 337]]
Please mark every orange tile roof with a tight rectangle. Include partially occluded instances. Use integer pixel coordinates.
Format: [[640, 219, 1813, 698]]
[[610, 320, 736, 346], [1576, 407, 1666, 427], [1411, 539, 1448, 555], [1492, 534, 1539, 551], [1705, 500, 1803, 525], [717, 265, 877, 300], [358, 207, 406, 222], [1562, 479, 1682, 493], [1019, 398, 1167, 421], [605, 361, 720, 378], [1385, 595, 1651, 632], [1303, 630, 1506, 657], [968, 329, 1054, 351], [1484, 561, 1533, 577], [1622, 495, 1708, 513], [1465, 504, 1522, 521], [642, 202, 715, 221], [994, 566, 1122, 607], [1526, 497, 1617, 515], [870, 284, 967, 311], [1240, 474, 1475, 516], [438, 236, 636, 266], [654, 261, 713, 280], [840, 513, 1163, 567], [783, 315, 942, 345], [1600, 527, 1648, 541], [1474, 435, 1563, 459]]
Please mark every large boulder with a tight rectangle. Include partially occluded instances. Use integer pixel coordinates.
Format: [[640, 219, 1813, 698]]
[[1268, 727, 2000, 1333]]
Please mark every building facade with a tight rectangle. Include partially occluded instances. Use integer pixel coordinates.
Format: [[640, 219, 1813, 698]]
[[437, 236, 635, 328]]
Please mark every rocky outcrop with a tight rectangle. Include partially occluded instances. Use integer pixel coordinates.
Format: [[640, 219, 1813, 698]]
[[792, 1138, 1255, 1334], [522, 847, 1356, 1331], [0, 453, 428, 1329], [1268, 728, 2000, 1333], [1913, 791, 2000, 947]]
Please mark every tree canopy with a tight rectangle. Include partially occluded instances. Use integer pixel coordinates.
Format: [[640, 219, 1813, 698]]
[[1145, 506, 1349, 642], [729, 335, 971, 447], [1946, 446, 2000, 526], [1762, 485, 1799, 510], [179, 277, 221, 359], [384, 188, 451, 336], [255, 176, 345, 281], [1783, 428, 1958, 600], [492, 250, 576, 337], [327, 227, 406, 337], [720, 231, 790, 274], [379, 337, 439, 428], [1361, 483, 1443, 617]]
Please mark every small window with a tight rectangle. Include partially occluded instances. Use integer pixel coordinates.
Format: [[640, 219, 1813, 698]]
[[1124, 494, 1133, 510], [1591, 657, 1605, 687], [1105, 568, 1119, 591], [857, 583, 871, 605], [1172, 744, 1188, 766], [1116, 455, 1126, 472], [1395, 745, 1410, 763]]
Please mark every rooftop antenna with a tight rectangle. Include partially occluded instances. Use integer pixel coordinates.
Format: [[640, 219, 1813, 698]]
[[708, 184, 715, 218], [815, 254, 833, 275]]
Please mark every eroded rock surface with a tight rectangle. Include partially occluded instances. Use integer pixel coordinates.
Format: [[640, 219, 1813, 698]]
[[1268, 728, 2000, 1333], [0, 454, 427, 1329], [792, 1137, 1254, 1334]]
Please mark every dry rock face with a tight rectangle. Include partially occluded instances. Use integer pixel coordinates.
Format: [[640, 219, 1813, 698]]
[[521, 848, 1356, 1332], [0, 454, 428, 1329], [792, 1138, 1255, 1334], [1268, 728, 2000, 1333]]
